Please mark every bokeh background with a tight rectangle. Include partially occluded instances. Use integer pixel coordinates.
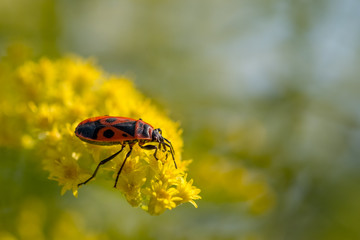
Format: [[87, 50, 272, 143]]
[[1, 0, 360, 239]]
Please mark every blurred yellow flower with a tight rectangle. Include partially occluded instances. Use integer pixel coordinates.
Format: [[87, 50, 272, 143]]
[[194, 156, 275, 214], [9, 197, 105, 240], [0, 56, 200, 215]]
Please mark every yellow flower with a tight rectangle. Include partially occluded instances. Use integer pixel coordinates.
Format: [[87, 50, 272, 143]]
[[174, 174, 202, 208], [10, 196, 105, 240], [115, 154, 147, 207], [0, 56, 200, 215], [143, 180, 183, 215]]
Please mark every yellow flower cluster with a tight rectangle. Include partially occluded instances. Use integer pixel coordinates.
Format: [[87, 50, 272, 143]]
[[0, 56, 200, 215], [0, 197, 106, 240]]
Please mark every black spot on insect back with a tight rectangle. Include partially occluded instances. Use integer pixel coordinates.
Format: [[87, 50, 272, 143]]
[[135, 122, 152, 139], [105, 118, 117, 123], [103, 129, 115, 138], [113, 121, 136, 137], [76, 124, 95, 139], [142, 124, 151, 138]]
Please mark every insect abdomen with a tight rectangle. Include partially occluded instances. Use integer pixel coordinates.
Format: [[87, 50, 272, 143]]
[[75, 117, 138, 145]]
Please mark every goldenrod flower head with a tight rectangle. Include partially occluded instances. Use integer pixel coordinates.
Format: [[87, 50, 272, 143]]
[[142, 180, 183, 215], [174, 174, 202, 208], [0, 56, 200, 215], [8, 196, 105, 240]]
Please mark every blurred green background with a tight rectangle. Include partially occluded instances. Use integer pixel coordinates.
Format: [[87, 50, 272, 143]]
[[1, 0, 360, 239]]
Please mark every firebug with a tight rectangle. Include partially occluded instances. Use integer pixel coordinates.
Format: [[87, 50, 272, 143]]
[[75, 116, 177, 188]]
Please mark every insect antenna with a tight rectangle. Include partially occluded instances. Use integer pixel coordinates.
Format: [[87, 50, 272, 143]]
[[163, 138, 177, 169]]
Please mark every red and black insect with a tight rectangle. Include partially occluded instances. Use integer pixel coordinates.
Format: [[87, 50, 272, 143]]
[[75, 116, 177, 188]]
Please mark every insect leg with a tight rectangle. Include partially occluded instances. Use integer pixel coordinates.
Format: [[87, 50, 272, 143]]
[[78, 144, 125, 187], [162, 141, 177, 169], [139, 143, 159, 160], [114, 145, 133, 188], [161, 144, 166, 152], [139, 142, 177, 169]]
